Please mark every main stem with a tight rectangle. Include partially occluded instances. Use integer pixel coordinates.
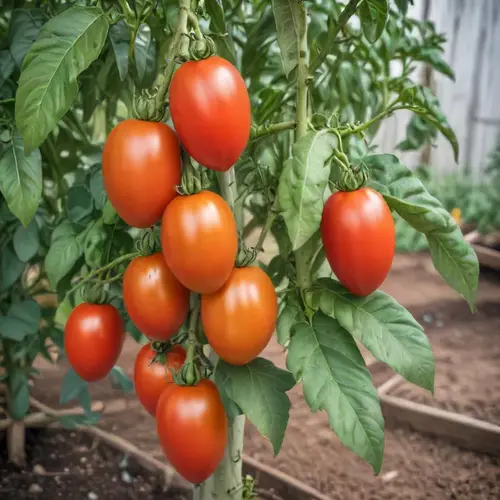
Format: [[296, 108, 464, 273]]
[[294, 9, 312, 294], [196, 170, 244, 500]]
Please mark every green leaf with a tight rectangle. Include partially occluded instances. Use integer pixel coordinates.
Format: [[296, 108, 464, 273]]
[[110, 366, 134, 393], [8, 8, 46, 68], [366, 154, 479, 309], [0, 50, 15, 87], [109, 20, 130, 81], [399, 84, 459, 162], [89, 167, 107, 210], [60, 367, 88, 405], [0, 130, 42, 227], [215, 358, 295, 455], [134, 23, 156, 85], [287, 312, 384, 473], [45, 221, 83, 289], [276, 301, 304, 347], [394, 0, 413, 15], [0, 299, 41, 342], [318, 279, 434, 391], [8, 371, 30, 420], [15, 6, 109, 153], [278, 129, 336, 250], [0, 245, 25, 291], [83, 221, 106, 268], [271, 0, 307, 78], [66, 185, 94, 223], [60, 412, 101, 429], [205, 0, 236, 64], [360, 0, 388, 43], [13, 218, 39, 262]]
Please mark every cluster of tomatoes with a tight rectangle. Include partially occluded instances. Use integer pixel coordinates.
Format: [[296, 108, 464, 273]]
[[64, 56, 278, 484]]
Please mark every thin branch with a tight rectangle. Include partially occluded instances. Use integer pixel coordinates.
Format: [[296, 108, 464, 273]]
[[251, 121, 296, 140]]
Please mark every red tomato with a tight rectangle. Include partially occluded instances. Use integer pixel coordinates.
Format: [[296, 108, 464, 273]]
[[201, 266, 277, 365], [102, 119, 181, 228], [64, 303, 124, 382], [320, 187, 395, 296], [123, 253, 189, 340], [169, 56, 251, 172], [134, 344, 186, 416], [156, 379, 227, 484], [161, 191, 238, 294]]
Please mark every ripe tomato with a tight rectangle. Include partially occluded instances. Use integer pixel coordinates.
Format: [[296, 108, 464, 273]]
[[102, 119, 181, 228], [123, 253, 189, 340], [201, 266, 277, 365], [64, 303, 124, 382], [321, 187, 395, 296], [169, 56, 251, 172], [156, 379, 227, 484], [134, 344, 186, 416], [161, 191, 238, 294]]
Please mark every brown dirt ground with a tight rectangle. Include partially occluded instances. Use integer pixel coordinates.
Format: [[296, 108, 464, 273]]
[[30, 253, 500, 499]]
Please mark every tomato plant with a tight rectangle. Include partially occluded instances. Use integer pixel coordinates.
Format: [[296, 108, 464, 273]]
[[156, 379, 228, 484], [170, 56, 251, 172], [321, 187, 395, 296], [134, 343, 186, 416], [202, 266, 278, 365], [64, 303, 124, 382], [0, 0, 480, 498], [102, 119, 181, 228], [161, 191, 238, 294], [123, 252, 189, 340]]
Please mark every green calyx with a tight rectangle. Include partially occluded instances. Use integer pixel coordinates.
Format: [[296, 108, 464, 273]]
[[135, 227, 160, 256], [82, 281, 108, 305], [132, 87, 166, 122], [188, 35, 217, 61], [331, 148, 369, 192], [179, 153, 210, 196]]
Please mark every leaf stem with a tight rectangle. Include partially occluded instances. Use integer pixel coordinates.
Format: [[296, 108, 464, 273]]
[[310, 0, 364, 73], [251, 121, 296, 139], [0, 98, 15, 105], [155, 0, 191, 113], [255, 198, 279, 253]]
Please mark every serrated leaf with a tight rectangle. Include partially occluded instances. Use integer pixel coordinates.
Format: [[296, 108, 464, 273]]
[[276, 301, 304, 347], [0, 50, 15, 87], [205, 0, 236, 64], [8, 8, 46, 68], [66, 185, 94, 223], [0, 245, 25, 291], [287, 312, 384, 473], [278, 130, 336, 250], [109, 20, 130, 81], [0, 130, 42, 227], [360, 0, 388, 43], [45, 221, 83, 289], [318, 278, 434, 391], [134, 23, 154, 82], [215, 358, 295, 455], [0, 299, 41, 342], [8, 371, 30, 420], [89, 167, 107, 210], [271, 0, 306, 77], [110, 366, 134, 393], [366, 154, 478, 309], [15, 6, 109, 153], [13, 218, 39, 262]]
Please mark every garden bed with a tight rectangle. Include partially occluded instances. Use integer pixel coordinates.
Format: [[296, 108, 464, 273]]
[[0, 428, 187, 500]]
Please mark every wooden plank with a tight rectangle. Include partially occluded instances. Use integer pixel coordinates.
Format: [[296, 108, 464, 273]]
[[381, 394, 500, 455], [243, 454, 333, 500], [472, 243, 500, 270]]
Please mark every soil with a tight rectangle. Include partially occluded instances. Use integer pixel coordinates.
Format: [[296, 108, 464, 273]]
[[23, 253, 500, 499], [0, 428, 187, 500]]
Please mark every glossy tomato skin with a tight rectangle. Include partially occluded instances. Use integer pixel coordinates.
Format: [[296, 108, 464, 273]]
[[123, 253, 189, 341], [156, 379, 227, 484], [134, 344, 186, 416], [64, 303, 124, 382], [320, 187, 395, 296], [161, 191, 238, 294], [169, 56, 251, 172], [102, 119, 181, 228], [201, 266, 278, 365]]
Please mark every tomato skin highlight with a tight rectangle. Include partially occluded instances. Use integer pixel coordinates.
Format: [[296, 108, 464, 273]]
[[201, 266, 278, 365], [102, 119, 181, 228], [320, 187, 395, 296], [123, 253, 189, 341], [169, 56, 251, 172], [134, 344, 186, 416], [161, 191, 238, 294], [156, 379, 227, 484], [64, 303, 124, 382]]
